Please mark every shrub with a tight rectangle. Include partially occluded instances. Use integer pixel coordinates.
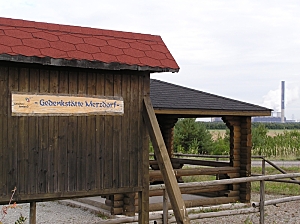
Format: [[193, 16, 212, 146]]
[[174, 118, 214, 154]]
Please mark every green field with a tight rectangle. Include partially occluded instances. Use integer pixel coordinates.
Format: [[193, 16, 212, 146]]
[[209, 129, 299, 138], [209, 129, 300, 159], [209, 129, 227, 140]]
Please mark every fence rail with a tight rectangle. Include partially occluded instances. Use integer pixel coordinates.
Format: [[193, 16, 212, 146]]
[[164, 153, 299, 184], [149, 173, 300, 191], [147, 153, 300, 223]]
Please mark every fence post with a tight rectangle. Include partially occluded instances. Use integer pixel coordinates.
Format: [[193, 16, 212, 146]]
[[163, 189, 169, 224], [30, 202, 36, 224], [260, 159, 266, 224], [216, 157, 219, 180]]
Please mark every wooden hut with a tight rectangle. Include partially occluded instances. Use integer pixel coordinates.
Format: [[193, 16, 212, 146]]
[[0, 17, 184, 223], [150, 79, 271, 203], [103, 79, 272, 215]]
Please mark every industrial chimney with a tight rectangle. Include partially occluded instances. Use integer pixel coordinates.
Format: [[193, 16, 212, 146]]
[[281, 81, 285, 123]]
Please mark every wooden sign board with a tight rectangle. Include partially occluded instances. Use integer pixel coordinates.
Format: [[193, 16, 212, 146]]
[[11, 92, 124, 116]]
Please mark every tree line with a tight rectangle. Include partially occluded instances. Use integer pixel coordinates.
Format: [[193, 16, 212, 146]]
[[173, 118, 300, 158], [203, 121, 300, 130]]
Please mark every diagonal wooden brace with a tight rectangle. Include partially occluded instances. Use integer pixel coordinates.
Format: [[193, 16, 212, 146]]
[[143, 96, 190, 224]]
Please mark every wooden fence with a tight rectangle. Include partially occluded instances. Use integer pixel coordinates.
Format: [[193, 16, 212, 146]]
[[104, 154, 300, 224], [102, 172, 300, 223]]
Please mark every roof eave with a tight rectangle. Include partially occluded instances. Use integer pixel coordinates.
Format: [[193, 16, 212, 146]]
[[0, 54, 179, 73], [154, 108, 272, 117]]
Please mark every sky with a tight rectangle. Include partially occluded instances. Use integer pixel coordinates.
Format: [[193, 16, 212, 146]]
[[1, 0, 300, 120]]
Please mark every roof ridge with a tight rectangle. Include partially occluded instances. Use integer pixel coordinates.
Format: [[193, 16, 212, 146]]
[[151, 79, 270, 110], [0, 17, 162, 42]]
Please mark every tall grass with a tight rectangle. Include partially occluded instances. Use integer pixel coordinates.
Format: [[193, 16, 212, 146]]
[[252, 129, 300, 158], [210, 125, 300, 158]]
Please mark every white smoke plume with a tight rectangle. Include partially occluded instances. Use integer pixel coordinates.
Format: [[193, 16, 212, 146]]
[[262, 84, 299, 112]]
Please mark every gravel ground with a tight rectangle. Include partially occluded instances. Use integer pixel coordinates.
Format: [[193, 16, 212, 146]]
[[1, 193, 299, 223], [192, 194, 300, 224], [0, 201, 105, 224]]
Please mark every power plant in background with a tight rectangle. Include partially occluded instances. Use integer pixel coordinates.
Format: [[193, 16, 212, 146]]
[[281, 81, 285, 123], [213, 80, 298, 123], [252, 80, 294, 123]]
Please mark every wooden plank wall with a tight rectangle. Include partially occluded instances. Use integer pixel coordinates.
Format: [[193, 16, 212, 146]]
[[0, 62, 148, 203]]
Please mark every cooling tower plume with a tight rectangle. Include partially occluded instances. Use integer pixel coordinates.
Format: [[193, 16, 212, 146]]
[[263, 82, 299, 119]]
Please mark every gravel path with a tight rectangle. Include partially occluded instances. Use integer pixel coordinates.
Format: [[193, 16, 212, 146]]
[[1, 193, 299, 223]]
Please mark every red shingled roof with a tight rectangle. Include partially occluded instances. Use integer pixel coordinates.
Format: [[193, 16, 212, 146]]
[[0, 17, 179, 72]]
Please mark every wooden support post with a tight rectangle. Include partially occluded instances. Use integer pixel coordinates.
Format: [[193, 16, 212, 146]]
[[30, 202, 36, 224], [143, 97, 190, 224], [138, 190, 149, 224], [260, 159, 265, 224], [216, 157, 220, 180], [138, 128, 150, 223]]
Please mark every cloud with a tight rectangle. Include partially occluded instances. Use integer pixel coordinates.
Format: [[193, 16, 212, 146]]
[[262, 84, 299, 112]]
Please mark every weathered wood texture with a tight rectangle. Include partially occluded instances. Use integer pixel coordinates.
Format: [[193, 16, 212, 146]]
[[11, 93, 124, 116], [156, 115, 178, 157], [149, 167, 239, 182], [223, 116, 252, 203], [143, 96, 190, 224], [0, 62, 149, 204], [139, 74, 150, 224], [149, 196, 239, 212], [239, 117, 252, 202]]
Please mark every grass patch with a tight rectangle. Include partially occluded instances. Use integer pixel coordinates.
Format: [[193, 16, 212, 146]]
[[263, 155, 300, 161], [251, 181, 300, 195], [252, 166, 300, 174], [182, 175, 215, 183], [97, 213, 108, 220], [251, 166, 300, 195]]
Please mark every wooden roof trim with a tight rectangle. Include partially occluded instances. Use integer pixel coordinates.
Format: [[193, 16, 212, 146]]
[[154, 108, 272, 117], [0, 54, 178, 72]]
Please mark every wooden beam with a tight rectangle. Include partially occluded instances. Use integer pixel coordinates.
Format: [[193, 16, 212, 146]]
[[138, 134, 150, 223], [143, 96, 190, 224], [149, 173, 300, 190], [149, 167, 239, 181], [0, 55, 179, 73], [149, 159, 230, 167], [0, 186, 143, 204], [154, 108, 271, 117], [149, 196, 239, 212], [171, 158, 230, 167], [139, 79, 150, 223], [149, 184, 229, 197]]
